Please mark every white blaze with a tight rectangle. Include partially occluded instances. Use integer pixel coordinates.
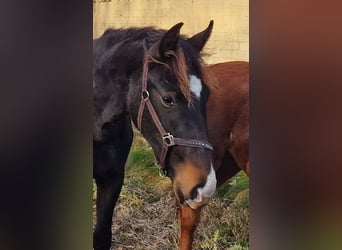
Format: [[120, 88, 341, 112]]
[[189, 74, 202, 99]]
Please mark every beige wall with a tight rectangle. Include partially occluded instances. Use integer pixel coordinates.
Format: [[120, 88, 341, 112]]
[[93, 0, 248, 64]]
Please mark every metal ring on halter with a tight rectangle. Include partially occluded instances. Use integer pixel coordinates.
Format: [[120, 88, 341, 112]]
[[162, 133, 175, 146], [142, 90, 150, 101], [155, 162, 167, 177]]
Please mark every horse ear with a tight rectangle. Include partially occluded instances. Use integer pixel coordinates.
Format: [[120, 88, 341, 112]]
[[188, 20, 214, 52], [149, 22, 184, 58]]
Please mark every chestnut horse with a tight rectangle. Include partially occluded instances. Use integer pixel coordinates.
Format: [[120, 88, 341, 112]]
[[179, 61, 249, 249], [206, 61, 249, 182]]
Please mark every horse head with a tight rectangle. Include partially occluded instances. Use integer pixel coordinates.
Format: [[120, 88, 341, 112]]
[[128, 21, 216, 209]]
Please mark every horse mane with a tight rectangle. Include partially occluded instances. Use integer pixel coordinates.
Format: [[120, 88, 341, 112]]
[[171, 48, 192, 103], [171, 48, 216, 103], [148, 48, 217, 105], [146, 47, 192, 104]]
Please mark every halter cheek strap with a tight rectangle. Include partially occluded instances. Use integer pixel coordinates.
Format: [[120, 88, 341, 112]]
[[136, 53, 213, 174]]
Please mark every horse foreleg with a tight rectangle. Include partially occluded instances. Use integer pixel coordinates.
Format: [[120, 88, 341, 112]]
[[93, 116, 133, 250], [93, 174, 124, 250], [178, 205, 202, 250]]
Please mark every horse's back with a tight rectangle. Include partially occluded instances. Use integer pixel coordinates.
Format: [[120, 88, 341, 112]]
[[206, 61, 248, 89]]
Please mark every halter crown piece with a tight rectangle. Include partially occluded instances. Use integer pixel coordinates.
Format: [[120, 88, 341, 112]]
[[136, 51, 213, 176]]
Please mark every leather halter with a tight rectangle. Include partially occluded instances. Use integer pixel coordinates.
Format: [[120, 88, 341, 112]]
[[136, 52, 213, 174]]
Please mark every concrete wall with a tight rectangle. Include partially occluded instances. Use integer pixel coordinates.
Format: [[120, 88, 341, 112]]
[[93, 0, 248, 64]]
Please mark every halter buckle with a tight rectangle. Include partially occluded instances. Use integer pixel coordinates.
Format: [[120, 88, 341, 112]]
[[162, 133, 175, 147]]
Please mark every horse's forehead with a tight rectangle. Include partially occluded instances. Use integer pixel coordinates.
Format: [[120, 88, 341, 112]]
[[149, 64, 176, 80], [148, 66, 168, 81]]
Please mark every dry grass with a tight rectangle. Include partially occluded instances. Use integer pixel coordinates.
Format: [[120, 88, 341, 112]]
[[94, 131, 249, 250]]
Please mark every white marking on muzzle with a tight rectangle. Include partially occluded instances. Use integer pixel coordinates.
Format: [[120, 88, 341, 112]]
[[189, 74, 202, 99], [185, 165, 217, 209], [199, 165, 217, 198], [193, 188, 203, 203]]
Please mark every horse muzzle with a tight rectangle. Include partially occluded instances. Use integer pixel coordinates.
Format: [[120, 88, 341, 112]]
[[173, 163, 217, 209]]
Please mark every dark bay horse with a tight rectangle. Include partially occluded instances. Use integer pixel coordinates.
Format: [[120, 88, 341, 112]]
[[93, 21, 217, 250], [184, 61, 249, 245]]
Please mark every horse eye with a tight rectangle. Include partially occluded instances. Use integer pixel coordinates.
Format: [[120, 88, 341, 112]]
[[162, 96, 174, 107]]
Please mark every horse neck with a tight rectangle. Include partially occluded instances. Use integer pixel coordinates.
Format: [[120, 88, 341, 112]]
[[93, 39, 146, 141]]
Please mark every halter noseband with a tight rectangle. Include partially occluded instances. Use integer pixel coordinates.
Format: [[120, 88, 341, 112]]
[[136, 52, 213, 175]]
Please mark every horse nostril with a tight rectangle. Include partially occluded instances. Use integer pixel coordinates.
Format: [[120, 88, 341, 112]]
[[190, 184, 204, 201], [190, 188, 198, 200]]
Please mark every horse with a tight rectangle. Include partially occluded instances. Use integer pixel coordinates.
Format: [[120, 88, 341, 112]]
[[93, 21, 217, 250], [206, 61, 249, 182], [183, 61, 249, 245]]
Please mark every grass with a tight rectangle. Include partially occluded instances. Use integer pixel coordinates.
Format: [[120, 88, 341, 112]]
[[93, 130, 249, 250]]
